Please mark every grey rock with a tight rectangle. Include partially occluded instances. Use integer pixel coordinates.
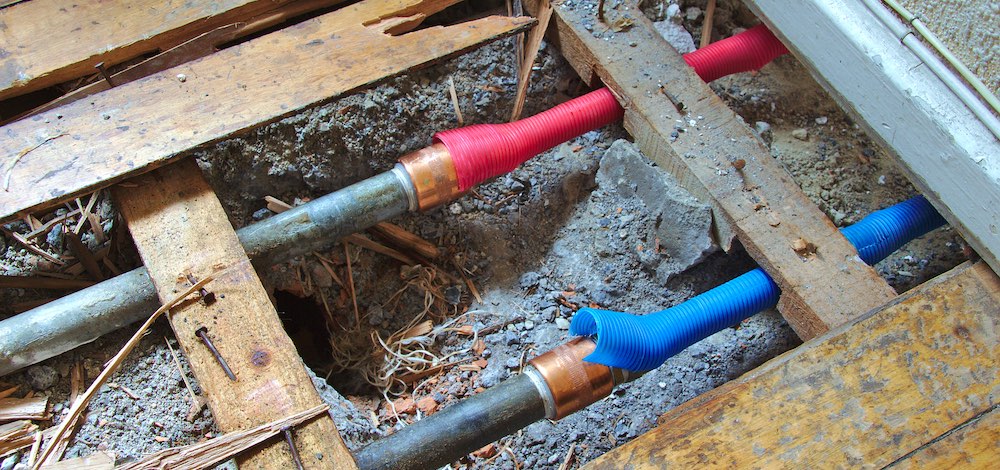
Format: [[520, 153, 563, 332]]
[[555, 317, 570, 330], [792, 128, 809, 141], [1, 454, 18, 470], [597, 140, 716, 282], [653, 20, 696, 54], [519, 272, 542, 289], [46, 226, 63, 251], [26, 365, 58, 391], [251, 208, 273, 221]]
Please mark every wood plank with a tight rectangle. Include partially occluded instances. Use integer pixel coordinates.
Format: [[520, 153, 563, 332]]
[[114, 159, 356, 469], [743, 0, 1000, 277], [0, 0, 339, 101], [0, 0, 534, 222], [585, 261, 1000, 469], [6, 0, 345, 124], [524, 0, 895, 339], [0, 397, 48, 423], [889, 406, 1000, 469]]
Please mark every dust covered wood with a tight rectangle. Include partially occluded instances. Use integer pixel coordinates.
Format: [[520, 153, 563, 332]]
[[117, 405, 327, 470], [586, 262, 1000, 469], [524, 0, 895, 339], [0, 0, 534, 222], [114, 159, 356, 468], [0, 0, 346, 102]]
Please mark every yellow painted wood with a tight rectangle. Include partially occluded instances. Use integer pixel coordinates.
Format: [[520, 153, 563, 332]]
[[889, 407, 1000, 470], [585, 262, 1000, 469], [115, 159, 356, 469]]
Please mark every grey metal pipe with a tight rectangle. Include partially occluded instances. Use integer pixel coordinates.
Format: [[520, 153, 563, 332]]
[[354, 371, 548, 470], [0, 167, 415, 377]]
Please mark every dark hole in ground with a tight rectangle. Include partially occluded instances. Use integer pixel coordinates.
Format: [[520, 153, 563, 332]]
[[273, 289, 374, 395]]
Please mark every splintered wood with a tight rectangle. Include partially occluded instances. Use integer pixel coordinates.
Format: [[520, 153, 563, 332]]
[[0, 0, 534, 222], [118, 405, 328, 470], [0, 397, 49, 423], [114, 159, 356, 468], [586, 262, 1000, 469]]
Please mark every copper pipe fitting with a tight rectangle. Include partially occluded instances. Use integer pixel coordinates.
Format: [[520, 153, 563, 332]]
[[398, 143, 463, 211], [528, 337, 625, 420]]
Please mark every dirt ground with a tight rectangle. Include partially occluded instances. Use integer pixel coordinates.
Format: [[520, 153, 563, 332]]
[[0, 1, 971, 469]]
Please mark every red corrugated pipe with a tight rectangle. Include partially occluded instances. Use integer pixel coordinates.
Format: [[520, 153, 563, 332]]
[[434, 23, 788, 191]]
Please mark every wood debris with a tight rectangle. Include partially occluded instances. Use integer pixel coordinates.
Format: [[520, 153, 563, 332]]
[[116, 405, 328, 470], [0, 276, 94, 290], [0, 420, 38, 456], [448, 76, 464, 125], [33, 274, 215, 467], [40, 451, 114, 470], [369, 222, 440, 259], [0, 397, 50, 423], [510, 0, 553, 121]]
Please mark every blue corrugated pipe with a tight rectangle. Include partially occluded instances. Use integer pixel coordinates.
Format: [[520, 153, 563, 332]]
[[570, 195, 947, 371]]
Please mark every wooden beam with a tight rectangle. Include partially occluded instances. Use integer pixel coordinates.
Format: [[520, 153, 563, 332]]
[[743, 0, 1000, 277], [114, 159, 356, 469], [0, 0, 342, 102], [888, 406, 1000, 469], [0, 0, 534, 222], [584, 261, 1000, 469], [524, 0, 895, 339]]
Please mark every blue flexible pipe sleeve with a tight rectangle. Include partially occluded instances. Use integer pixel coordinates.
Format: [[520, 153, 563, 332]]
[[570, 195, 946, 371]]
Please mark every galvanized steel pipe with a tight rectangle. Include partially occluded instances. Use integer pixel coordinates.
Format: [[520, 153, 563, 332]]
[[0, 166, 415, 377]]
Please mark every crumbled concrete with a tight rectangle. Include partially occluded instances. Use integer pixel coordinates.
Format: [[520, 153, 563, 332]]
[[597, 140, 715, 282], [653, 20, 697, 53]]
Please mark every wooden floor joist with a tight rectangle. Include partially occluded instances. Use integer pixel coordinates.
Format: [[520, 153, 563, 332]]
[[524, 0, 895, 339], [0, 0, 534, 222], [0, 0, 343, 102], [585, 261, 1000, 469], [114, 159, 356, 469], [743, 0, 1000, 277]]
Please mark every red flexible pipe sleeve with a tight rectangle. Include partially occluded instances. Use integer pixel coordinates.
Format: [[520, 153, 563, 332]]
[[435, 24, 788, 191], [683, 23, 789, 83], [436, 88, 624, 191]]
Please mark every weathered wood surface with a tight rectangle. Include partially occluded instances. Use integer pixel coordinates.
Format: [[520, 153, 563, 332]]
[[0, 0, 533, 222], [744, 0, 1000, 277], [585, 261, 1000, 469], [525, 0, 895, 339], [0, 0, 335, 101], [114, 159, 356, 469], [889, 405, 999, 469], [6, 0, 345, 123]]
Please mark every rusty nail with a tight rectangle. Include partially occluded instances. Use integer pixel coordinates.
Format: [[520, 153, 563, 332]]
[[94, 62, 114, 88], [195, 327, 237, 381], [186, 274, 216, 305], [283, 427, 304, 470]]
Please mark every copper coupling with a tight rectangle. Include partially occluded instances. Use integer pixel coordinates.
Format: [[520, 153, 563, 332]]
[[397, 143, 464, 211], [526, 337, 628, 420]]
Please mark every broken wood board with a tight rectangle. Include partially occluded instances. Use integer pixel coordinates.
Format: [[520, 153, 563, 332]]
[[114, 159, 356, 469], [0, 420, 37, 456], [0, 0, 534, 222], [0, 0, 344, 102], [744, 0, 1000, 278], [8, 0, 346, 123], [525, 0, 895, 339], [0, 397, 48, 423], [585, 261, 1000, 469]]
